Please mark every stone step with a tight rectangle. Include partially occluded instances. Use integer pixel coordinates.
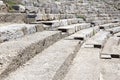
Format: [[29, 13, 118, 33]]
[[106, 26, 120, 34], [66, 26, 99, 40], [91, 20, 109, 25], [87, 17, 112, 21], [64, 48, 100, 80], [83, 31, 111, 48], [87, 18, 116, 25], [0, 24, 44, 43], [58, 24, 80, 35], [36, 14, 76, 21], [98, 14, 109, 17], [0, 31, 62, 79], [3, 39, 82, 80], [0, 13, 26, 23], [100, 23, 120, 29], [58, 23, 91, 35], [114, 32, 120, 37], [100, 37, 120, 59], [100, 59, 120, 80], [111, 19, 120, 23], [36, 18, 84, 28]]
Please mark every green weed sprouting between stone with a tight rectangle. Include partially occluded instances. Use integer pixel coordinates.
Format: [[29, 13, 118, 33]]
[[93, 29, 96, 35], [3, 0, 17, 10], [76, 15, 86, 21]]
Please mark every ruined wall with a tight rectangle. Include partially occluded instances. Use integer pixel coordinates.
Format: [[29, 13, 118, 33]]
[[103, 0, 120, 10]]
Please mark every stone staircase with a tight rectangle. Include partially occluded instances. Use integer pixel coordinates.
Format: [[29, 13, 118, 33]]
[[0, 0, 120, 80]]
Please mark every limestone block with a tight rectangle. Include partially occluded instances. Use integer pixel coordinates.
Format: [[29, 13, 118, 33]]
[[68, 26, 99, 40], [58, 24, 81, 34], [0, 0, 7, 12], [52, 20, 60, 27], [24, 24, 37, 34], [76, 23, 91, 31], [0, 31, 62, 79], [0, 13, 26, 23], [0, 1, 4, 5], [18, 5, 26, 12], [60, 20, 68, 26], [60, 14, 66, 19], [54, 14, 60, 20], [50, 3, 60, 14], [0, 24, 38, 43], [100, 23, 120, 29], [35, 24, 44, 32], [41, 20, 61, 28], [26, 14, 37, 23], [106, 27, 120, 34], [45, 8, 51, 14], [42, 14, 48, 21], [67, 19, 72, 25], [3, 39, 81, 80], [70, 18, 78, 24], [0, 24, 26, 42], [84, 31, 111, 48], [26, 6, 39, 13], [114, 32, 120, 37], [35, 14, 43, 21], [101, 37, 120, 59], [47, 14, 54, 20], [77, 18, 85, 23]]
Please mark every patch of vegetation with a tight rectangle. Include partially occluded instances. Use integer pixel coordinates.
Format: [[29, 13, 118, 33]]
[[7, 1, 16, 10], [76, 15, 86, 21], [93, 29, 96, 35], [78, 0, 83, 3], [3, 0, 19, 10]]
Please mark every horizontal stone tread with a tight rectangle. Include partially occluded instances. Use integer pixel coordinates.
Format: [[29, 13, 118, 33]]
[[0, 31, 61, 79], [64, 48, 100, 80], [85, 31, 110, 45], [101, 37, 120, 55], [4, 39, 81, 80]]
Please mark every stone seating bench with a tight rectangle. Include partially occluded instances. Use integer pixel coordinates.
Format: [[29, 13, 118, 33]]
[[99, 23, 120, 29], [37, 18, 84, 28], [106, 26, 120, 34], [83, 31, 111, 48], [58, 23, 91, 35], [0, 24, 44, 43], [0, 31, 62, 79], [66, 26, 99, 40], [3, 39, 82, 80], [100, 37, 120, 59], [36, 14, 76, 21]]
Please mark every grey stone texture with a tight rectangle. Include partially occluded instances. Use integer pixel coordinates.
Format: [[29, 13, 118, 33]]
[[3, 39, 81, 80], [0, 0, 120, 80], [0, 13, 26, 23], [66, 26, 99, 40], [84, 31, 111, 48], [100, 37, 120, 59], [0, 31, 62, 79]]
